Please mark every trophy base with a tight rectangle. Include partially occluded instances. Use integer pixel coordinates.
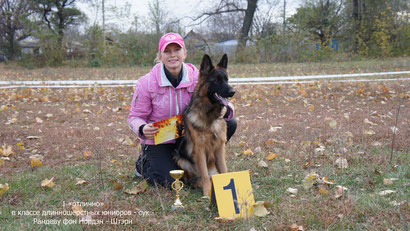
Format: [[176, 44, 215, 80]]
[[171, 205, 185, 211]]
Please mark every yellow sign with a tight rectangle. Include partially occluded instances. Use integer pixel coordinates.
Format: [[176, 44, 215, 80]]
[[210, 171, 255, 218], [153, 115, 184, 145]]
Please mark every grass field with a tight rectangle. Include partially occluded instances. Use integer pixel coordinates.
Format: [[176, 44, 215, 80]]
[[0, 58, 409, 230]]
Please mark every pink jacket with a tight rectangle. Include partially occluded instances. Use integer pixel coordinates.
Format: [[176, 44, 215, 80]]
[[128, 62, 234, 145]]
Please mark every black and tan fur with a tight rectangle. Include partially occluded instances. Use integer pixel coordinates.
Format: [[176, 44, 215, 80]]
[[176, 54, 235, 196]]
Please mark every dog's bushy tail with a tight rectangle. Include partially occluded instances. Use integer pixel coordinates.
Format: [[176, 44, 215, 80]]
[[174, 156, 196, 176]]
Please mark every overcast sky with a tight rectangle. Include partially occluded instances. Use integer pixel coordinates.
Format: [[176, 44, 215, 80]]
[[77, 0, 303, 33]]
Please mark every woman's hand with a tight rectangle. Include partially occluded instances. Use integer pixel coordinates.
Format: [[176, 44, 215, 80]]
[[142, 124, 159, 139]]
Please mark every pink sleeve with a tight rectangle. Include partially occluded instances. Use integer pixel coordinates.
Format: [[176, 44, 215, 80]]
[[128, 78, 152, 137]]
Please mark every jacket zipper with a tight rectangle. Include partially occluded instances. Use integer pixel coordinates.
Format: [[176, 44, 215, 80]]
[[169, 89, 172, 118], [175, 88, 179, 115]]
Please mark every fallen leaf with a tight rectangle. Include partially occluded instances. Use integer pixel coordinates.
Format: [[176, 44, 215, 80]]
[[113, 181, 123, 191], [300, 140, 311, 147], [265, 153, 278, 161], [124, 137, 135, 146], [314, 146, 325, 153], [364, 118, 377, 126], [319, 177, 335, 185], [390, 200, 405, 206], [243, 149, 254, 156], [41, 177, 55, 188], [27, 136, 40, 139], [72, 204, 84, 216], [5, 117, 17, 124], [30, 155, 44, 167], [374, 169, 382, 175], [263, 201, 272, 208], [383, 178, 393, 186], [0, 105, 8, 111], [329, 120, 337, 128], [0, 183, 9, 196], [124, 180, 148, 195], [290, 223, 305, 231], [286, 187, 298, 195], [255, 147, 262, 153], [344, 113, 350, 120], [258, 160, 268, 168], [76, 178, 88, 185], [17, 142, 24, 150], [83, 151, 92, 158], [318, 185, 330, 195], [335, 185, 348, 199], [302, 173, 318, 190], [372, 141, 382, 146], [364, 130, 375, 135], [269, 126, 282, 132], [335, 158, 348, 169], [264, 139, 275, 145], [345, 131, 353, 137], [253, 201, 269, 217], [378, 190, 396, 196], [0, 144, 14, 157]]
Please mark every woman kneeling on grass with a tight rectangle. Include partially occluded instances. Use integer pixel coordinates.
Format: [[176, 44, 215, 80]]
[[128, 32, 236, 188]]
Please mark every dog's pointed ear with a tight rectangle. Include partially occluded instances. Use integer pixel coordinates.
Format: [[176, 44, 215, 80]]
[[217, 54, 228, 69], [200, 54, 213, 74]]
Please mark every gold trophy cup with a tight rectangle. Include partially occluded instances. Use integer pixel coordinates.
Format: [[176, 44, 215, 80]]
[[169, 170, 185, 210]]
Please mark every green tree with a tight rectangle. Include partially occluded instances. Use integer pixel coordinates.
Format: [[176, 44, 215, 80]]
[[347, 0, 408, 56], [288, 0, 345, 46], [33, 0, 86, 63], [0, 0, 35, 60], [371, 7, 395, 57]]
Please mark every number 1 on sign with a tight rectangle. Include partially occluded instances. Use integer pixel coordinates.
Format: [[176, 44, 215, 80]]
[[210, 171, 255, 218], [223, 178, 240, 214]]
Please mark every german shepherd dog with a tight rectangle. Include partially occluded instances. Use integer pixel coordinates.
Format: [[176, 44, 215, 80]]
[[175, 54, 235, 196]]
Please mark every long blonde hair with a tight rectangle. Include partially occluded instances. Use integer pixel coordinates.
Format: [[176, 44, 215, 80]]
[[154, 51, 161, 64]]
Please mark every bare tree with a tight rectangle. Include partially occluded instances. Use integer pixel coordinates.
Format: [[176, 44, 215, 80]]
[[201, 10, 243, 41], [237, 0, 258, 50], [352, 0, 359, 53], [148, 0, 166, 35], [0, 0, 35, 60], [190, 0, 260, 54], [252, 0, 280, 38]]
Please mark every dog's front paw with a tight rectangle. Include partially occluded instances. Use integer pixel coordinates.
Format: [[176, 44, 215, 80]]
[[202, 180, 211, 196]]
